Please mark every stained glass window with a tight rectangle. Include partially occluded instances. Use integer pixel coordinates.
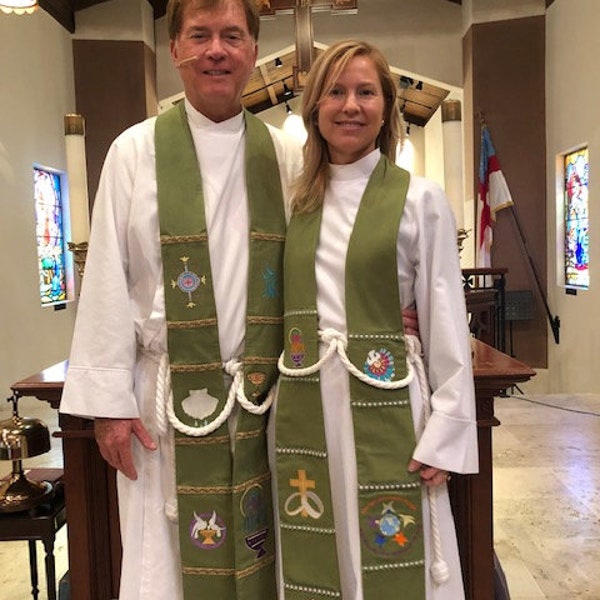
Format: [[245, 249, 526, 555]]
[[34, 165, 68, 305], [564, 147, 589, 290]]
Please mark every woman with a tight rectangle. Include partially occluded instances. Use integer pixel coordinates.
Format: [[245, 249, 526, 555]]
[[270, 40, 479, 599]]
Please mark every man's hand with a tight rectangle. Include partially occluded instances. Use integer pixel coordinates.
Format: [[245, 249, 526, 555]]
[[94, 418, 157, 480], [408, 459, 449, 488], [402, 307, 419, 337]]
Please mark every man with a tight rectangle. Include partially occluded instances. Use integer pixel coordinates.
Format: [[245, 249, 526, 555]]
[[60, 1, 301, 598]]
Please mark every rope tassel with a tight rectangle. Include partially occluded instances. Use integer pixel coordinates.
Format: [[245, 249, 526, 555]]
[[406, 335, 450, 586], [155, 354, 276, 521]]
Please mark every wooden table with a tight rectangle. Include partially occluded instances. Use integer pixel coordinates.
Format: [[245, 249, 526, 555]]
[[0, 469, 66, 600], [11, 362, 121, 600], [11, 339, 535, 600], [449, 339, 535, 599]]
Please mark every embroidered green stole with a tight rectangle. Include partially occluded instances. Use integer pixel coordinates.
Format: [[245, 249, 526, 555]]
[[276, 156, 426, 599], [155, 102, 285, 599]]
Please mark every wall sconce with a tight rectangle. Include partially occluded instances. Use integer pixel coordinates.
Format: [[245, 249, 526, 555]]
[[0, 394, 52, 512], [415, 81, 424, 91], [0, 0, 38, 14], [285, 101, 293, 115], [274, 57, 283, 68], [64, 114, 90, 279]]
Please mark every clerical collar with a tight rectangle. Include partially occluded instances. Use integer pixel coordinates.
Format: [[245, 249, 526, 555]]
[[328, 148, 381, 182], [184, 97, 244, 133]]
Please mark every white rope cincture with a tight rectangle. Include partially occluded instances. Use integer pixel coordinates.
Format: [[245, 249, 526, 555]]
[[278, 327, 414, 389], [156, 356, 274, 439], [156, 355, 178, 522], [405, 335, 450, 586], [225, 359, 275, 416], [155, 354, 274, 522]]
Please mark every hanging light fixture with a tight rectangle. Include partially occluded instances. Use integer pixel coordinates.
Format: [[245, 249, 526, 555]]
[[0, 0, 38, 14], [399, 76, 414, 90], [282, 81, 295, 101]]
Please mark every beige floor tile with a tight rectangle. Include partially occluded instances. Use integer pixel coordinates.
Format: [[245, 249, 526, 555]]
[[493, 394, 600, 600]]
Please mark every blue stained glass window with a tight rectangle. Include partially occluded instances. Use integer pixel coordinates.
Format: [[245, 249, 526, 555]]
[[34, 166, 68, 305], [564, 147, 589, 290]]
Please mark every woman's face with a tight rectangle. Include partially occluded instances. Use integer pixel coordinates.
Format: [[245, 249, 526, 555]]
[[316, 55, 386, 165]]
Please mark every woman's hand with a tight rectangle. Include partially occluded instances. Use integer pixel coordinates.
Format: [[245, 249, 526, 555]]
[[408, 458, 450, 488]]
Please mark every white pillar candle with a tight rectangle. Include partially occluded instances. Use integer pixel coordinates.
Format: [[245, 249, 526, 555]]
[[64, 114, 90, 243], [441, 100, 465, 230]]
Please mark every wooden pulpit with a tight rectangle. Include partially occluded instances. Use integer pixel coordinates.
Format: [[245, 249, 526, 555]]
[[11, 338, 534, 600]]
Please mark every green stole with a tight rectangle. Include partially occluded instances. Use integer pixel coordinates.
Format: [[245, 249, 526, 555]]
[[155, 102, 285, 599], [276, 156, 426, 599]]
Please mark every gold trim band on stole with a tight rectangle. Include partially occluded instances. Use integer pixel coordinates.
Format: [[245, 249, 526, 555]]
[[167, 318, 218, 329], [244, 356, 279, 365], [250, 232, 285, 242], [174, 428, 264, 446], [178, 471, 271, 495], [247, 316, 283, 325], [183, 554, 275, 579], [170, 362, 222, 373], [175, 434, 230, 446], [161, 234, 208, 244]]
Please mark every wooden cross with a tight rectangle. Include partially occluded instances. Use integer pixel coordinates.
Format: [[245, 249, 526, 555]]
[[257, 1, 358, 88]]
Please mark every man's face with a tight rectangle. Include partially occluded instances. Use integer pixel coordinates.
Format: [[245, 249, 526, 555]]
[[170, 0, 257, 122]]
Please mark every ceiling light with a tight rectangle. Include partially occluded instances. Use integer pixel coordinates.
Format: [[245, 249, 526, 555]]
[[282, 82, 294, 101], [283, 112, 307, 145], [0, 0, 38, 14]]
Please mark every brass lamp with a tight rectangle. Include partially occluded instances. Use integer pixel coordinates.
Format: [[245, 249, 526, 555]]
[[0, 394, 52, 512]]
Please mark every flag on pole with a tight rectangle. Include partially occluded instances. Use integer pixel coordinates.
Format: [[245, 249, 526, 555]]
[[477, 125, 514, 268]]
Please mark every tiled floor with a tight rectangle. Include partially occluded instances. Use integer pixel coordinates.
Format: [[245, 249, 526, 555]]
[[1, 392, 599, 599], [493, 393, 600, 600]]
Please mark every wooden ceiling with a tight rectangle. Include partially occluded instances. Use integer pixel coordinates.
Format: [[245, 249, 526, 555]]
[[238, 43, 449, 126], [38, 0, 452, 125]]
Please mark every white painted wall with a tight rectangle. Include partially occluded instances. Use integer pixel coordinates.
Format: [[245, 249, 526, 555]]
[[543, 0, 600, 393], [0, 10, 77, 394]]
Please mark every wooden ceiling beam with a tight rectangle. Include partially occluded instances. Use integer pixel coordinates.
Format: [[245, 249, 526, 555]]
[[39, 0, 75, 33]]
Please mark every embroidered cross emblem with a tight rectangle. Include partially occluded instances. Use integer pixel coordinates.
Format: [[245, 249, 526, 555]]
[[171, 256, 206, 308], [284, 469, 324, 520]]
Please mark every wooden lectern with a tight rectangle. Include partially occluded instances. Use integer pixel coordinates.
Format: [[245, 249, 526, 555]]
[[11, 339, 534, 600]]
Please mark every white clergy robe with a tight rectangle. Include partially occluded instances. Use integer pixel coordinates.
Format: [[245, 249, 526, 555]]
[[60, 99, 301, 600], [269, 150, 478, 600]]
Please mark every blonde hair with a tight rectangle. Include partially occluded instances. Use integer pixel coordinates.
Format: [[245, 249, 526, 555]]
[[166, 0, 260, 41], [293, 39, 404, 214]]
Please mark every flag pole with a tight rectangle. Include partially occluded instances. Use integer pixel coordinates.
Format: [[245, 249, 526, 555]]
[[507, 203, 560, 344], [477, 110, 560, 344]]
